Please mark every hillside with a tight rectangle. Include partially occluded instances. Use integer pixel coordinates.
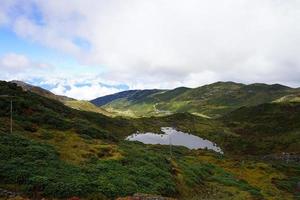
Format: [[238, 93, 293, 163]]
[[11, 80, 74, 102], [91, 89, 165, 106], [91, 82, 300, 118], [12, 80, 112, 116], [274, 93, 300, 103], [221, 102, 300, 155], [64, 100, 113, 116], [0, 81, 299, 199]]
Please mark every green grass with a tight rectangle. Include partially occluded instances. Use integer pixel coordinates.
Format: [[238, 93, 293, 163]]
[[1, 81, 300, 199], [64, 100, 112, 116], [100, 81, 300, 118]]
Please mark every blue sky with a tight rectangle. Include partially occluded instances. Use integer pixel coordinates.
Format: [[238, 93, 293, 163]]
[[0, 7, 127, 99], [1, 0, 300, 99], [0, 27, 125, 98]]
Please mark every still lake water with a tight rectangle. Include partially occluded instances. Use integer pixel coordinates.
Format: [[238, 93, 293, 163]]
[[126, 127, 223, 154]]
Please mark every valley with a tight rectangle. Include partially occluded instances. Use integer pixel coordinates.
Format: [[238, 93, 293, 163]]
[[0, 81, 299, 200]]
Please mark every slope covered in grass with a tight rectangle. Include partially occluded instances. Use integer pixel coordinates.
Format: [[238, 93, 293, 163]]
[[222, 102, 300, 155], [92, 82, 300, 118], [0, 81, 300, 199], [64, 100, 113, 116]]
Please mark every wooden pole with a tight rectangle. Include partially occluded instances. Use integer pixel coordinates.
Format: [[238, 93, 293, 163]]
[[10, 99, 12, 134], [169, 136, 172, 159]]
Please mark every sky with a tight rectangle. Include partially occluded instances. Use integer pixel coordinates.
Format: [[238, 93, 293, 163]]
[[0, 0, 300, 100]]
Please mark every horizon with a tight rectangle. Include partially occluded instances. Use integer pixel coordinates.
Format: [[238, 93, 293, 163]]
[[1, 1, 300, 100], [8, 79, 299, 101]]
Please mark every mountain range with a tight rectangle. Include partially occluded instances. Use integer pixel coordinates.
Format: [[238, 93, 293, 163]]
[[0, 80, 299, 199], [91, 81, 300, 118]]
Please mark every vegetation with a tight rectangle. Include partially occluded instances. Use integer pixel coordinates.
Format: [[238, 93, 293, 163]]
[[0, 133, 176, 199], [222, 102, 300, 154], [0, 81, 300, 199], [91, 81, 300, 118], [64, 100, 113, 116]]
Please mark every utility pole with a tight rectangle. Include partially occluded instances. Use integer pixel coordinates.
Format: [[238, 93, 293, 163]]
[[10, 99, 12, 134], [0, 95, 14, 133], [169, 135, 172, 159]]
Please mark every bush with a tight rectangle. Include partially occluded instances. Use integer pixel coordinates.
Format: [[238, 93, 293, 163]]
[[0, 133, 177, 199]]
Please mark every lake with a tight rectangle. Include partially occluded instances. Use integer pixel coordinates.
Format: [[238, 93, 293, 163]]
[[126, 127, 223, 154]]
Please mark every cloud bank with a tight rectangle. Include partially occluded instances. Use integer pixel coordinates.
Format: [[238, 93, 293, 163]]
[[1, 0, 300, 99]]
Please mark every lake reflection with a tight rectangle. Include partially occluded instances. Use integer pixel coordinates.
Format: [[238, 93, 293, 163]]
[[126, 127, 223, 154]]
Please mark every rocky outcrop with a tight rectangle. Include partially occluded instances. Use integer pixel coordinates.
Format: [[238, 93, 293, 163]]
[[0, 188, 20, 198]]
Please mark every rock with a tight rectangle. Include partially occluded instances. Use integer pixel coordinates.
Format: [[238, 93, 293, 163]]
[[0, 188, 20, 198]]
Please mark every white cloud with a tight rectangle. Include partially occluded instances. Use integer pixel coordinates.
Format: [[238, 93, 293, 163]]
[[51, 83, 121, 100], [0, 53, 54, 85], [45, 75, 123, 100], [13, 17, 81, 55], [0, 53, 31, 70], [0, 53, 50, 72], [0, 12, 8, 25], [1, 0, 300, 89]]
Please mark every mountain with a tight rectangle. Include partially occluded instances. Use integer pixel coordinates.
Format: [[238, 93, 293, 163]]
[[91, 89, 166, 117], [91, 81, 300, 118], [64, 100, 113, 116], [0, 80, 299, 199], [274, 93, 300, 103], [91, 89, 165, 106], [11, 80, 112, 116], [11, 80, 74, 102]]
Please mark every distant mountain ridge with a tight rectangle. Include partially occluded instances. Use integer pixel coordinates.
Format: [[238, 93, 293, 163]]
[[91, 81, 300, 117], [11, 80, 74, 102], [91, 89, 165, 106], [11, 80, 112, 116]]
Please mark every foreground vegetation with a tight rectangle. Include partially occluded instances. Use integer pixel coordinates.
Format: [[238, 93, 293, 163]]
[[1, 131, 299, 199], [0, 81, 300, 199]]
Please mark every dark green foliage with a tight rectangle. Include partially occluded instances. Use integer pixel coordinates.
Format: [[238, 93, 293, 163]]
[[1, 80, 300, 199], [73, 121, 117, 141], [21, 121, 38, 132], [272, 162, 300, 198], [0, 132, 177, 198], [178, 161, 213, 186], [222, 102, 300, 155], [178, 157, 263, 198], [223, 103, 300, 134], [0, 81, 131, 141]]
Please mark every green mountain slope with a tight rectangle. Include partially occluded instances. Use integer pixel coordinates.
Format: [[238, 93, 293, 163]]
[[274, 93, 300, 103], [91, 89, 165, 106], [92, 81, 300, 118], [0, 81, 299, 199], [64, 100, 113, 116], [222, 102, 300, 155]]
